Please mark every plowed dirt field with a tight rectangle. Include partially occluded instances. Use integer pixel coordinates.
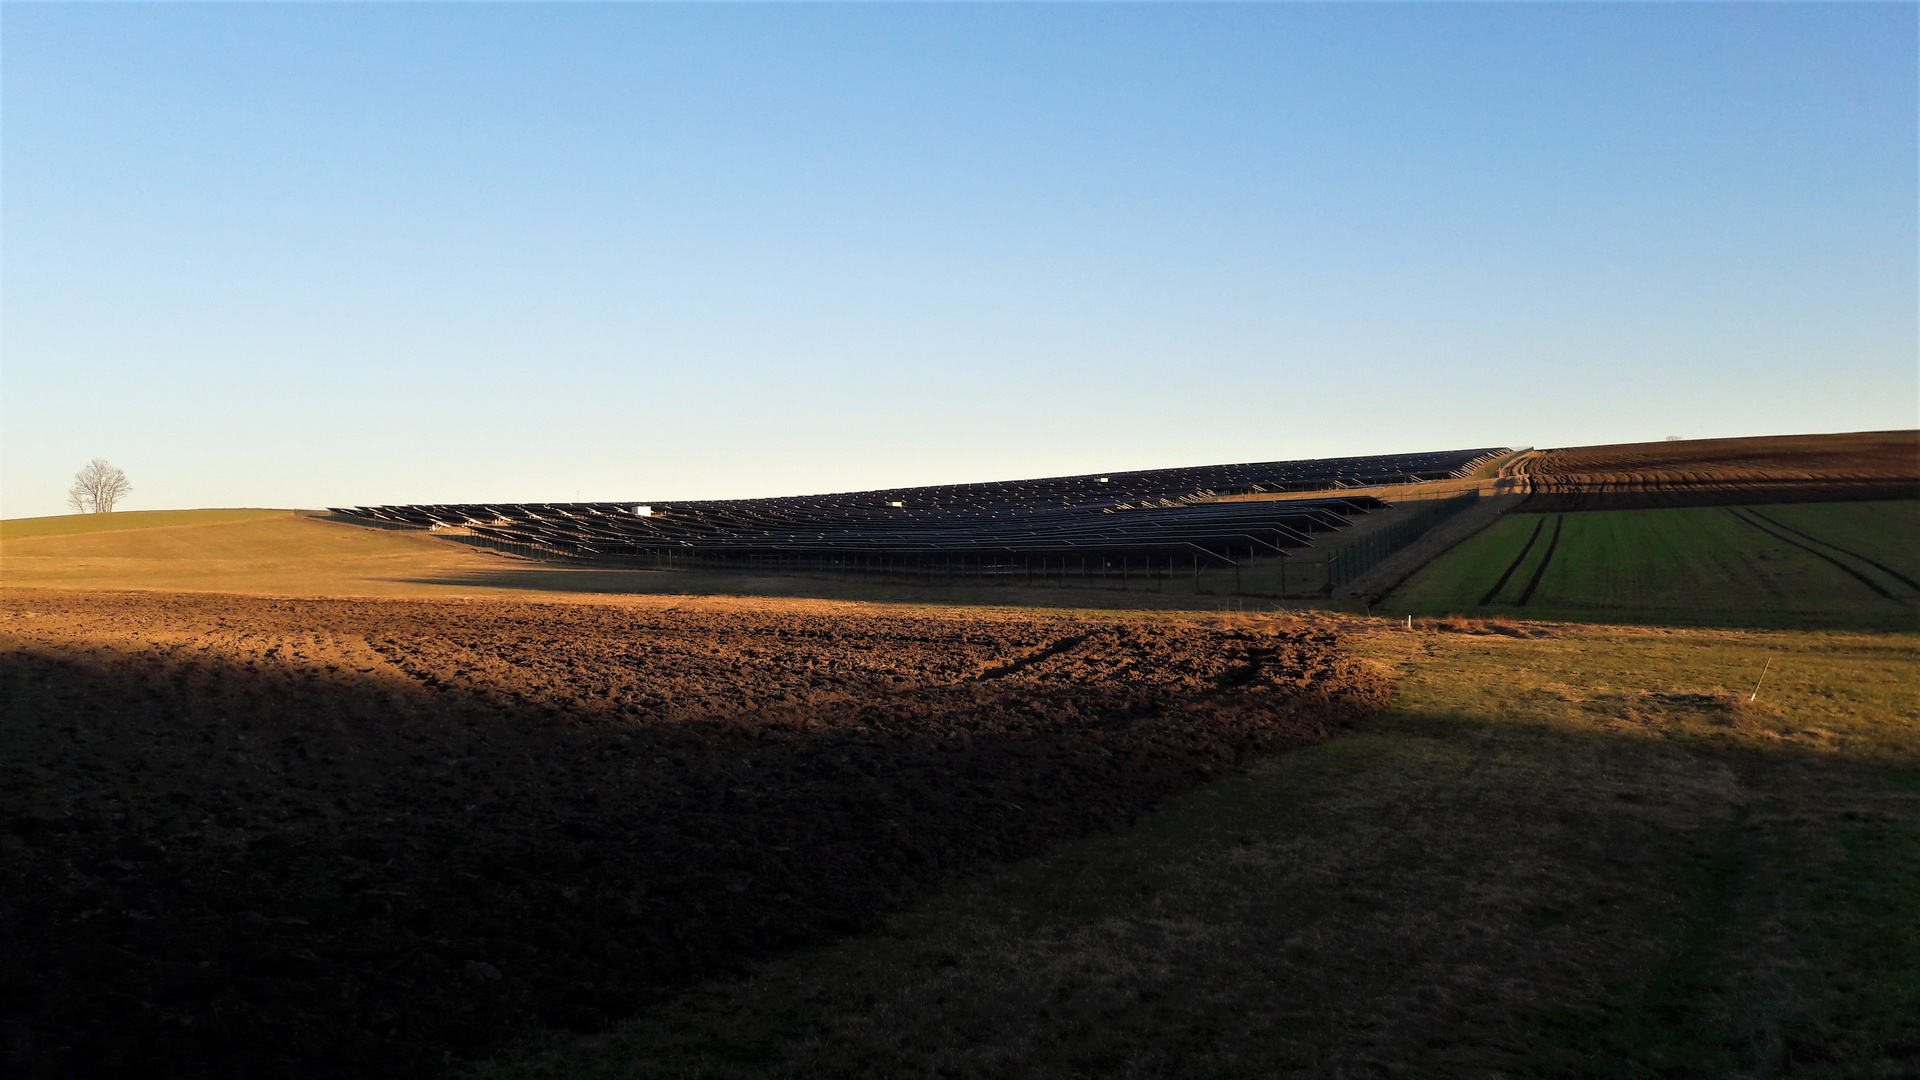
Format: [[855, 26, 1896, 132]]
[[1517, 430, 1919, 509], [1, 591, 1387, 1079]]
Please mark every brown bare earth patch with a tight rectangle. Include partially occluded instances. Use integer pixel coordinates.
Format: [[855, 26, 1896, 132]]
[[0, 591, 1387, 1079], [1519, 430, 1919, 510]]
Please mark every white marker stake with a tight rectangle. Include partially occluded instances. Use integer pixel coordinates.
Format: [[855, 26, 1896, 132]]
[[1749, 658, 1772, 702]]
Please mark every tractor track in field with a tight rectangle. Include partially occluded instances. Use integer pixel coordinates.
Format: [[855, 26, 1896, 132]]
[[1479, 517, 1546, 607], [1739, 509, 1920, 594], [1513, 514, 1565, 607], [972, 634, 1091, 681], [1514, 431, 1919, 511], [1724, 508, 1896, 600]]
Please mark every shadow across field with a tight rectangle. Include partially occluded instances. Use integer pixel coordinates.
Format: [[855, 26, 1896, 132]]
[[397, 563, 1275, 613], [473, 624, 1920, 1079], [0, 594, 1386, 1079]]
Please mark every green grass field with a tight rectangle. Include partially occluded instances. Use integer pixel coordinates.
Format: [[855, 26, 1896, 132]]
[[1384, 500, 1920, 631]]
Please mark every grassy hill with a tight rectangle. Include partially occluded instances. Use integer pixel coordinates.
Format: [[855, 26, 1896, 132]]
[[1383, 500, 1920, 632], [10, 497, 1916, 633], [0, 510, 503, 598], [0, 508, 288, 541], [0, 511, 1277, 611]]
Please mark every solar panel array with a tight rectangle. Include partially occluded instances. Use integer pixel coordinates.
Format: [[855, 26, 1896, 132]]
[[334, 447, 1505, 566]]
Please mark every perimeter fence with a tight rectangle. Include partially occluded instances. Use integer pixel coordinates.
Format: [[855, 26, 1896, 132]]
[[1325, 492, 1480, 590]]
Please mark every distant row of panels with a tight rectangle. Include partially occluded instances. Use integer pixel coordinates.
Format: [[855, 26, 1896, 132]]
[[332, 447, 1506, 561]]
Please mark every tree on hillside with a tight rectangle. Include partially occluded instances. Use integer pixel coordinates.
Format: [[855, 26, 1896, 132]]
[[67, 459, 132, 514]]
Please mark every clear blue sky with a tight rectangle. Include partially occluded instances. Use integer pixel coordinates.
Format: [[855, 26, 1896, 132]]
[[3, 2, 1914, 516]]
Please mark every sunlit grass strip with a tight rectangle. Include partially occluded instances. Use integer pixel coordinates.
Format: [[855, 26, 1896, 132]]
[[0, 508, 287, 542]]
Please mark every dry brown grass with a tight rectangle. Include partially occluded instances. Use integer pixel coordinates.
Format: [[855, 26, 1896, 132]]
[[1414, 613, 1560, 637], [0, 511, 498, 598], [0, 511, 1318, 615]]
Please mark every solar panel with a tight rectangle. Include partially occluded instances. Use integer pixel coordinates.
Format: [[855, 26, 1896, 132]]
[[340, 447, 1505, 565]]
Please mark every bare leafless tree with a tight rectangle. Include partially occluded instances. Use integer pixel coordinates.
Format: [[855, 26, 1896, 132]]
[[66, 459, 132, 514]]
